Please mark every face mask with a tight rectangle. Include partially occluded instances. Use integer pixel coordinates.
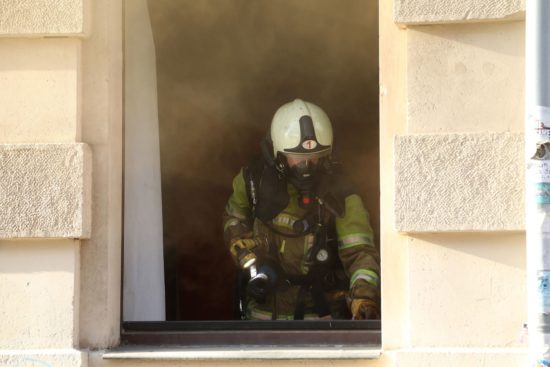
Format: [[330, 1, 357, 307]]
[[280, 151, 331, 191]]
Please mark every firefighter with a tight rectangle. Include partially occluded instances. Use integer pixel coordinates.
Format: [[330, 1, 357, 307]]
[[223, 99, 380, 320]]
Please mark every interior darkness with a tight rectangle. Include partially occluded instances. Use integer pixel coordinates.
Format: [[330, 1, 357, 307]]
[[148, 0, 379, 321]]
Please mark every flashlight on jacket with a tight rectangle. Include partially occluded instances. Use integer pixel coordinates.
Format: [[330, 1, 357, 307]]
[[235, 246, 257, 269], [247, 262, 278, 303], [234, 236, 269, 269]]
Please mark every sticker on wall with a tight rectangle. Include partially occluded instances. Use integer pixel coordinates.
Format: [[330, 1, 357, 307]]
[[534, 183, 550, 204], [529, 160, 550, 183], [536, 346, 550, 367], [528, 106, 550, 146], [538, 270, 550, 313]]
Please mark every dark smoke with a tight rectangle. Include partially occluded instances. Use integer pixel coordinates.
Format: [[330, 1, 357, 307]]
[[148, 0, 379, 320]]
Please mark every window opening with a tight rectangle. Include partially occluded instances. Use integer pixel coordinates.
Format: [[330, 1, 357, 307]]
[[123, 0, 380, 343]]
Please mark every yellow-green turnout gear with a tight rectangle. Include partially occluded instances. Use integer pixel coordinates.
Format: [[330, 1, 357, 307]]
[[223, 157, 380, 320]]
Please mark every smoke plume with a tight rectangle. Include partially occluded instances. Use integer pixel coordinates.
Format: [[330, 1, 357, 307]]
[[148, 0, 379, 320]]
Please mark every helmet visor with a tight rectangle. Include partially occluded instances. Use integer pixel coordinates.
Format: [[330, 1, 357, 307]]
[[281, 150, 331, 181], [283, 150, 331, 168]]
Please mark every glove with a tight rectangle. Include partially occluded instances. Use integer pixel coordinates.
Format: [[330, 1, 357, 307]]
[[229, 238, 258, 268], [349, 298, 380, 320]]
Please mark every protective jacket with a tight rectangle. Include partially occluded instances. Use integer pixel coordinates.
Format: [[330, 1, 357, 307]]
[[223, 158, 380, 320]]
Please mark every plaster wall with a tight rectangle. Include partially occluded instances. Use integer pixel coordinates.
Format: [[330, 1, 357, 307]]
[[0, 349, 88, 367], [0, 143, 92, 239], [392, 2, 528, 361], [392, 349, 527, 367], [379, 0, 409, 351], [408, 234, 526, 347], [395, 0, 525, 25], [0, 240, 80, 349], [407, 21, 524, 134], [0, 2, 90, 361], [395, 133, 524, 232], [0, 0, 122, 355], [0, 0, 88, 36], [0, 0, 530, 366], [0, 349, 87, 367], [0, 39, 81, 143], [79, 0, 123, 348]]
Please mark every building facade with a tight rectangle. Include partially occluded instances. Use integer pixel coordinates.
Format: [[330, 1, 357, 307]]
[[0, 0, 527, 366]]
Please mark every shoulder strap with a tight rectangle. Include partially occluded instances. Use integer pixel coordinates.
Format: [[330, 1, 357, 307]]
[[243, 156, 264, 217], [244, 156, 289, 223]]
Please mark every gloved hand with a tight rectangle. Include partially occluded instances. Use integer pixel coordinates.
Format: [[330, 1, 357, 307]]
[[349, 298, 380, 320], [229, 238, 258, 268]]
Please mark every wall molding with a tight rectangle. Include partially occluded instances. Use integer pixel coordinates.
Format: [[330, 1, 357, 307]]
[[394, 0, 525, 25], [0, 0, 89, 37], [394, 132, 524, 232], [0, 143, 91, 239]]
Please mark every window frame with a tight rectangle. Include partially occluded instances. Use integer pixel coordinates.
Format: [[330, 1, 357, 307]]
[[121, 320, 381, 346], [120, 0, 382, 349]]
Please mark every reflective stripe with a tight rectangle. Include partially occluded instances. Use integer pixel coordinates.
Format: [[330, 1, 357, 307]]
[[223, 218, 240, 232], [338, 233, 374, 250], [300, 233, 315, 274], [350, 269, 379, 288], [248, 308, 321, 321], [303, 314, 322, 320], [248, 308, 275, 320], [279, 240, 286, 254], [306, 233, 315, 250], [272, 213, 298, 230], [225, 202, 248, 220]]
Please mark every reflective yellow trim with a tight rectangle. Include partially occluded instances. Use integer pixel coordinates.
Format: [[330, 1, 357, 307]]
[[280, 240, 286, 254], [350, 269, 379, 287], [225, 202, 247, 220], [272, 213, 298, 230], [223, 218, 240, 232], [300, 233, 314, 274], [338, 233, 374, 250], [248, 308, 275, 320], [247, 308, 321, 320]]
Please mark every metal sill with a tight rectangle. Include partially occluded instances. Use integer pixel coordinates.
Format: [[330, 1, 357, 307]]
[[122, 320, 381, 347]]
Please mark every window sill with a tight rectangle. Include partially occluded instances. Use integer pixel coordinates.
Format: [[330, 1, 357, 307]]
[[121, 320, 381, 346], [103, 346, 381, 360]]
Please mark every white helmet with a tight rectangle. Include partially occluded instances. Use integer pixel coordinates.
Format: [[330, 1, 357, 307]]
[[271, 99, 333, 157], [270, 99, 333, 187]]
